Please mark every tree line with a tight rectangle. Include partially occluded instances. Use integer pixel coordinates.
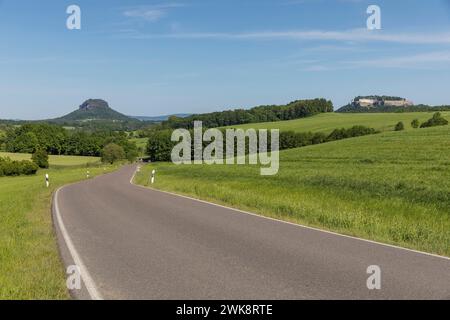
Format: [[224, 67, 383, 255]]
[[160, 99, 334, 130], [145, 125, 379, 162], [338, 104, 450, 113], [3, 123, 138, 161]]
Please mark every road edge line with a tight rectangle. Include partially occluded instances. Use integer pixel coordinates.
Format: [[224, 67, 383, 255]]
[[53, 187, 104, 300], [130, 167, 450, 262]]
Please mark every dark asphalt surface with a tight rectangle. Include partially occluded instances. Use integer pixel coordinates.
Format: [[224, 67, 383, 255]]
[[54, 165, 450, 300]]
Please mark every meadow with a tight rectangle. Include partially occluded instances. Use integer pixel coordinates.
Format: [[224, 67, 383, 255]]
[[226, 111, 450, 133], [0, 152, 100, 167], [0, 157, 116, 299], [135, 125, 450, 257]]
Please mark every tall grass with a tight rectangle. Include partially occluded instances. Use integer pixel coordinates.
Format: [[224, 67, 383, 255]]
[[135, 125, 450, 257], [0, 164, 117, 299]]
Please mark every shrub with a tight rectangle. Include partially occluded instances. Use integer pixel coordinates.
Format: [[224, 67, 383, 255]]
[[146, 130, 176, 162], [326, 125, 377, 142], [395, 122, 405, 131], [0, 157, 38, 176], [420, 112, 449, 128], [101, 143, 126, 164], [19, 160, 39, 175], [411, 119, 420, 129], [311, 132, 327, 145], [32, 149, 49, 168]]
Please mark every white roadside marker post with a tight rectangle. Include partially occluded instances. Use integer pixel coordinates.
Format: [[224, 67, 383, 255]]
[[45, 173, 49, 188], [151, 169, 156, 184]]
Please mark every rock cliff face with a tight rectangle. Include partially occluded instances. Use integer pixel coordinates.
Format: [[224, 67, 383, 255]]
[[78, 99, 110, 111], [337, 96, 414, 113]]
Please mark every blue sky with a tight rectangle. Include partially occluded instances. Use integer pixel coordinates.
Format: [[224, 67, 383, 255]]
[[1, 0, 450, 119]]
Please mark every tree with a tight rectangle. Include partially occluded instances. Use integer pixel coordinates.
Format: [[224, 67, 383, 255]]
[[420, 112, 449, 128], [411, 119, 420, 129], [123, 142, 139, 163], [0, 129, 6, 151], [32, 149, 49, 168], [395, 122, 405, 131], [146, 130, 174, 162], [101, 143, 125, 164], [11, 131, 38, 153]]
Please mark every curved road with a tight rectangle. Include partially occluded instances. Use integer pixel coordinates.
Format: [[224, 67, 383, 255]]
[[53, 165, 450, 300]]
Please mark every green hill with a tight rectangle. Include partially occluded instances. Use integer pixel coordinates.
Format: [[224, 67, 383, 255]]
[[225, 111, 450, 133], [135, 125, 450, 257], [54, 99, 131, 122]]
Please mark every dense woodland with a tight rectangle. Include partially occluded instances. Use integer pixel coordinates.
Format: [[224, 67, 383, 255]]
[[161, 99, 334, 129], [2, 123, 138, 160]]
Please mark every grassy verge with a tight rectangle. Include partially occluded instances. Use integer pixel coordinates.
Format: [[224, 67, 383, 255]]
[[134, 125, 450, 257], [0, 162, 118, 299]]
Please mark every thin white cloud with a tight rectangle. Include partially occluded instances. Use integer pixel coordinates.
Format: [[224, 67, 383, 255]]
[[124, 9, 165, 22], [345, 51, 450, 68], [121, 28, 450, 45], [122, 3, 185, 22], [297, 50, 450, 72]]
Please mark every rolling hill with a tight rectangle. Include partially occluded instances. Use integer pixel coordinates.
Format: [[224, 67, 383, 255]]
[[226, 111, 450, 133], [53, 99, 131, 122]]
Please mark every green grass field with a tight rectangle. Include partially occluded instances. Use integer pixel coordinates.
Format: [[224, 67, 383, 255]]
[[0, 152, 100, 167], [226, 111, 450, 134], [0, 157, 117, 299], [135, 125, 450, 257]]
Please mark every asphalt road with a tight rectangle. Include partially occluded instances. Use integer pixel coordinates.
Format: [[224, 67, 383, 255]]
[[53, 165, 450, 300]]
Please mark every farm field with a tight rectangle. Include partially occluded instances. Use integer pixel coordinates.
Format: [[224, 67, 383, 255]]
[[135, 125, 450, 257], [0, 152, 100, 167], [0, 161, 117, 299], [225, 111, 450, 133]]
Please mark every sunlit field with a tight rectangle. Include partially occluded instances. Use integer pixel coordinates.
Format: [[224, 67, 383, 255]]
[[0, 152, 100, 167], [226, 111, 450, 134], [0, 163, 117, 299], [135, 125, 450, 257]]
